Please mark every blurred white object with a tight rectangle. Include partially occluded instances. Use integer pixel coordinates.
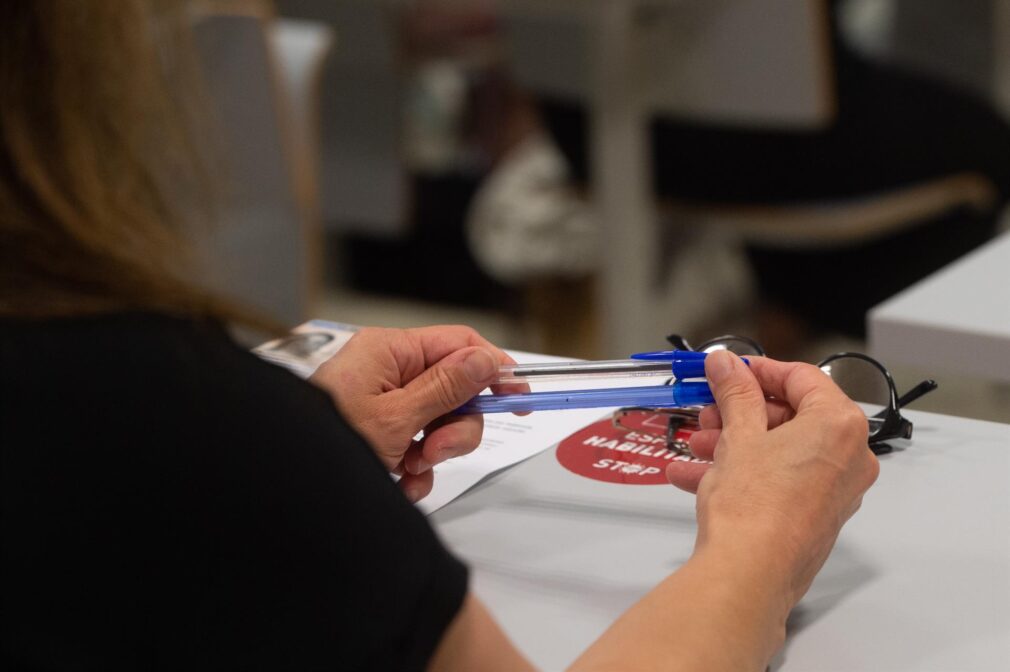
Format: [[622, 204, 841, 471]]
[[838, 0, 896, 58], [466, 134, 597, 282], [269, 18, 335, 223], [270, 18, 335, 314], [870, 230, 1010, 383], [403, 61, 470, 172]]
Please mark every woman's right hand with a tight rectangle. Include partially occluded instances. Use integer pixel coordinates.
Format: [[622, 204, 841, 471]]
[[667, 350, 880, 610]]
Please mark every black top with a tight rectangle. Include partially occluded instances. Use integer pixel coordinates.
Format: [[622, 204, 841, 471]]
[[0, 313, 467, 671]]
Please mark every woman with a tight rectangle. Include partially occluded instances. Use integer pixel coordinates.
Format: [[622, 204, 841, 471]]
[[0, 2, 878, 670]]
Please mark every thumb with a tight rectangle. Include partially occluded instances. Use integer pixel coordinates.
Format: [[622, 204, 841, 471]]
[[705, 350, 767, 436], [400, 346, 498, 426]]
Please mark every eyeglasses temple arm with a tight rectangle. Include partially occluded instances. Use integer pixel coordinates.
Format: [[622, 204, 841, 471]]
[[870, 379, 938, 420], [665, 334, 692, 350], [897, 379, 938, 409]]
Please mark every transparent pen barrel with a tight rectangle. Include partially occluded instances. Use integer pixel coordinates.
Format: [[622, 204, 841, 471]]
[[496, 359, 673, 384]]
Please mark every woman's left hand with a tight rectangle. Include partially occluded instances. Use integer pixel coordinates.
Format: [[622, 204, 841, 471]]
[[309, 326, 528, 502]]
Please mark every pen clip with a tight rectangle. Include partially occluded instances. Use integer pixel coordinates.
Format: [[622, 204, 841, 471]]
[[630, 349, 706, 361]]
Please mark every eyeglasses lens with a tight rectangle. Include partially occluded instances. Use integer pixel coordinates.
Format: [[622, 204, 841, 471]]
[[820, 357, 891, 438]]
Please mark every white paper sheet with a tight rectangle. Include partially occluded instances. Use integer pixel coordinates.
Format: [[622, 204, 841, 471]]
[[256, 321, 651, 513]]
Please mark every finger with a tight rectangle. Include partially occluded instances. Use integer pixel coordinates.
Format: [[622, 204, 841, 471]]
[[700, 400, 793, 430], [409, 325, 518, 373], [402, 440, 428, 475], [489, 381, 531, 397], [399, 468, 434, 504], [747, 357, 851, 414], [490, 376, 531, 416], [420, 413, 484, 467], [396, 346, 499, 429], [765, 399, 796, 429], [704, 350, 767, 438], [665, 460, 712, 495], [688, 428, 720, 461], [698, 405, 722, 430], [408, 325, 530, 408]]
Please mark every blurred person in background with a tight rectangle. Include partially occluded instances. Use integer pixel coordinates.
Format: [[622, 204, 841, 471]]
[[2, 2, 878, 670]]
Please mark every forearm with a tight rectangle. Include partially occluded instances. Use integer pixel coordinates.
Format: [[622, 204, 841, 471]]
[[569, 539, 793, 672], [428, 594, 537, 672]]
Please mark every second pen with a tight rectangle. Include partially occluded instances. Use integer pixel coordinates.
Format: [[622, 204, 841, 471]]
[[494, 350, 710, 385]]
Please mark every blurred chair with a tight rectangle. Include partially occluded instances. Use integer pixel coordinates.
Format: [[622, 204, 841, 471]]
[[276, 0, 408, 238], [268, 17, 336, 310], [189, 1, 331, 327]]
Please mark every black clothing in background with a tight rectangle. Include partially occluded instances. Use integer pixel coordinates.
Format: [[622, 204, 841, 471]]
[[0, 313, 467, 671]]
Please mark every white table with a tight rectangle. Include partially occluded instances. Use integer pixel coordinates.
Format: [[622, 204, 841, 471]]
[[869, 231, 1010, 383], [432, 410, 1010, 671]]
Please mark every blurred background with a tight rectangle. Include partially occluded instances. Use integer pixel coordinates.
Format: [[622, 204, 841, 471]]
[[188, 0, 1010, 422]]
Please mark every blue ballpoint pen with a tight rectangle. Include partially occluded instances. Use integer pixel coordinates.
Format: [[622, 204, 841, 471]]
[[456, 381, 715, 415], [457, 350, 735, 415]]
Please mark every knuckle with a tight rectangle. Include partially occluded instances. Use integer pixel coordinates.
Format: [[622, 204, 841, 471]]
[[842, 405, 869, 435], [376, 397, 414, 438], [353, 326, 379, 340], [864, 452, 881, 485], [429, 366, 462, 410], [798, 362, 823, 377], [795, 362, 826, 384], [348, 327, 385, 349], [825, 403, 868, 440], [718, 382, 759, 407]]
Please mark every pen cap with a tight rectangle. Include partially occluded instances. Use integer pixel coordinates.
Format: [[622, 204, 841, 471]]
[[634, 350, 749, 380], [672, 381, 715, 406], [669, 357, 706, 379]]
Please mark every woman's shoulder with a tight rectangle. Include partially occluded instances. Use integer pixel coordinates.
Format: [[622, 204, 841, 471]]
[[2, 311, 273, 376], [2, 311, 314, 396], [0, 311, 357, 455]]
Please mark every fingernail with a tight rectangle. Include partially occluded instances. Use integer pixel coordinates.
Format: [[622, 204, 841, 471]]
[[432, 446, 457, 465], [706, 350, 736, 384], [463, 349, 497, 383], [406, 448, 430, 474], [404, 487, 422, 503]]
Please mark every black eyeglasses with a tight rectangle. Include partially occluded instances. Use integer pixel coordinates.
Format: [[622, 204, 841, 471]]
[[613, 334, 937, 456]]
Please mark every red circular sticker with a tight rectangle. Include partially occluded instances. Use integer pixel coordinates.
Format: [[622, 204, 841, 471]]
[[555, 413, 706, 485]]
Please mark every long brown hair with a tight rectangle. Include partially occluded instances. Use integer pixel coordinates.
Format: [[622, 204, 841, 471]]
[[0, 0, 266, 327]]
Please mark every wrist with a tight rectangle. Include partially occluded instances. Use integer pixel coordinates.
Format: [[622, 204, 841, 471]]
[[690, 525, 799, 630]]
